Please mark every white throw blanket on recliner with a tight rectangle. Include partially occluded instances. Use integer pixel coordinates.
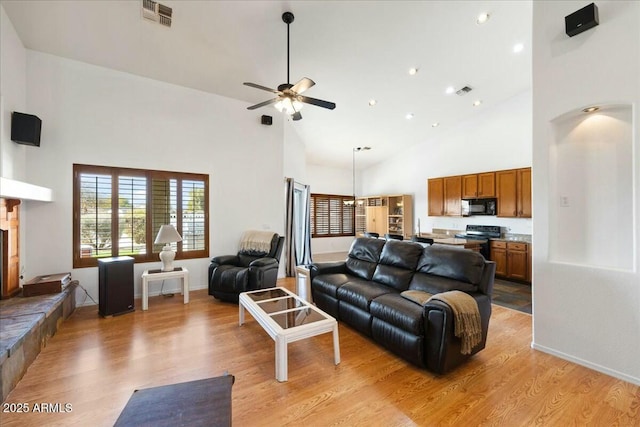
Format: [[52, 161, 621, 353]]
[[238, 230, 276, 254]]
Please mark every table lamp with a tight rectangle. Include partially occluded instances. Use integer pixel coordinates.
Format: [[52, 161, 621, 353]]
[[154, 225, 182, 271]]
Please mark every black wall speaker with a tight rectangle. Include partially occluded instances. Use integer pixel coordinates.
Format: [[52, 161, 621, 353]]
[[261, 115, 273, 126], [11, 112, 42, 146], [565, 3, 599, 37]]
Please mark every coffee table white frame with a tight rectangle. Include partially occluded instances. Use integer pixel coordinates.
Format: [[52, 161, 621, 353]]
[[239, 287, 340, 382], [141, 268, 189, 311]]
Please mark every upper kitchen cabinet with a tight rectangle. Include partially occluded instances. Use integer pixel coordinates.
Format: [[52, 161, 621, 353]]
[[496, 168, 531, 218], [443, 176, 462, 216], [516, 168, 532, 218], [462, 172, 495, 199], [428, 176, 462, 216], [427, 178, 444, 216]]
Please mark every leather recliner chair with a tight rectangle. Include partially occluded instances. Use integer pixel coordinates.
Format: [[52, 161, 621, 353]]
[[208, 234, 285, 303]]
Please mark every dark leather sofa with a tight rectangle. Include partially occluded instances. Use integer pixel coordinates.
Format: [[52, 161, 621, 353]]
[[310, 237, 496, 374]]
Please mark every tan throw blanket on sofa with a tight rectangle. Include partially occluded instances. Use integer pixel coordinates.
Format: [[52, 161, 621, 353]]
[[239, 230, 276, 254], [428, 290, 482, 355]]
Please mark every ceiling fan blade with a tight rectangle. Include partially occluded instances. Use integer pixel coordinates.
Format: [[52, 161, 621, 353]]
[[291, 77, 315, 94], [243, 82, 281, 94], [298, 95, 336, 110], [247, 98, 280, 110], [292, 111, 302, 121]]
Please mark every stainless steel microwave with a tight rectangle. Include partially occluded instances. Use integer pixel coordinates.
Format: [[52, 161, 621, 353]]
[[461, 198, 497, 216]]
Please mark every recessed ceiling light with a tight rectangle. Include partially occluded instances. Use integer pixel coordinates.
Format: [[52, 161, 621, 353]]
[[409, 68, 418, 75], [513, 43, 524, 53], [406, 113, 414, 119], [477, 13, 490, 24], [445, 86, 455, 95], [368, 99, 377, 106], [473, 100, 482, 107], [582, 106, 600, 113], [432, 122, 440, 127]]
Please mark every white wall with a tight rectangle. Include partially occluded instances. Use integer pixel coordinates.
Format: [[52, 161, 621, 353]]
[[19, 50, 286, 304], [1, 5, 31, 281], [532, 0, 639, 385], [362, 90, 533, 235], [0, 5, 27, 181], [283, 119, 308, 183]]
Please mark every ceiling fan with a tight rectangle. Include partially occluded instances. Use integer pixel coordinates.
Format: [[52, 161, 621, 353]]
[[244, 12, 336, 121]]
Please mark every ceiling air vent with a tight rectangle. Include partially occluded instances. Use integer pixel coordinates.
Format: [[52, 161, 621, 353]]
[[142, 0, 172, 28], [456, 86, 473, 96]]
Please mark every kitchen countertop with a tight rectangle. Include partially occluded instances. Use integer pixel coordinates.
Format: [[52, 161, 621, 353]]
[[422, 229, 532, 244], [491, 234, 532, 243], [432, 237, 485, 246]]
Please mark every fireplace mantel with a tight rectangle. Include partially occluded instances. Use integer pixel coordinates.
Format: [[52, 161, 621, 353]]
[[0, 177, 53, 202]]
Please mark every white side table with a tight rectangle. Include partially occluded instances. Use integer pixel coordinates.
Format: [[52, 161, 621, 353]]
[[295, 265, 312, 303], [141, 268, 189, 311]]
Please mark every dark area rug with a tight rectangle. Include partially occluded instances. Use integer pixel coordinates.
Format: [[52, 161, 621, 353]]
[[115, 375, 234, 427]]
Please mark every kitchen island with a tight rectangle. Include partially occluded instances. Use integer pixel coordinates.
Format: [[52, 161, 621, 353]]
[[417, 233, 485, 252]]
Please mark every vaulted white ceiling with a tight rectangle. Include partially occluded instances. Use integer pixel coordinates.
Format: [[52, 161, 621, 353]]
[[2, 0, 532, 169]]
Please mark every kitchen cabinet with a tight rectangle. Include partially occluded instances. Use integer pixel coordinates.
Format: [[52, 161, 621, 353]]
[[443, 176, 462, 216], [517, 168, 532, 218], [462, 172, 495, 199], [496, 168, 531, 218], [506, 242, 528, 281], [490, 241, 507, 277], [490, 240, 531, 282], [366, 199, 388, 236], [427, 178, 444, 216]]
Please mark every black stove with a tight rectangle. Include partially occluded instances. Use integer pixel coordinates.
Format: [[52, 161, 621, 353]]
[[455, 225, 501, 259]]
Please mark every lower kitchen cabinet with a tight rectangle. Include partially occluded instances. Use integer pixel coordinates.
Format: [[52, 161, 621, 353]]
[[490, 240, 531, 283]]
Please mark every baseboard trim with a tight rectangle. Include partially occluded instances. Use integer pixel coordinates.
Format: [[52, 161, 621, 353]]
[[76, 284, 209, 307], [531, 342, 640, 386]]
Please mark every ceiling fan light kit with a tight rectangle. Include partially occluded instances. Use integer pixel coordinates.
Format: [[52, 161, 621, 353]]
[[243, 12, 336, 121]]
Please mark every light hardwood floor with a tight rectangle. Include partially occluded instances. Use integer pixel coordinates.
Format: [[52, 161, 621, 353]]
[[2, 278, 638, 426]]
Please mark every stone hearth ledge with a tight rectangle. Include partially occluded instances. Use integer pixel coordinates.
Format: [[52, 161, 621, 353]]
[[0, 280, 78, 402]]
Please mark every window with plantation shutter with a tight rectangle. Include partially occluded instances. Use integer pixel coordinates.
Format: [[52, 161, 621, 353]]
[[310, 193, 355, 238], [73, 164, 209, 268]]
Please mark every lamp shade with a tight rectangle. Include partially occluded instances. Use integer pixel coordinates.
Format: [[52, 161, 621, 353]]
[[154, 225, 183, 245]]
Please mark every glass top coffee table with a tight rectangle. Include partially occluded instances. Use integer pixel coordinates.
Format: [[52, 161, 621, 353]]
[[239, 287, 340, 382]]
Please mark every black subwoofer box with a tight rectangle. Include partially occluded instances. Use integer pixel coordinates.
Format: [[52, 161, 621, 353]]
[[98, 256, 134, 316], [11, 112, 42, 146], [565, 3, 599, 37]]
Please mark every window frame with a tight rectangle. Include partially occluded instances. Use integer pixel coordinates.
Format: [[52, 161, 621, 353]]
[[310, 193, 355, 238], [73, 164, 209, 268]]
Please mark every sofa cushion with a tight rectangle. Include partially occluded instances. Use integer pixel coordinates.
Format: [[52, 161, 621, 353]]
[[371, 240, 423, 291], [371, 264, 414, 291], [345, 238, 385, 280], [409, 272, 478, 294], [337, 280, 394, 311], [370, 293, 425, 335], [415, 245, 485, 285], [312, 273, 351, 298], [379, 240, 423, 269]]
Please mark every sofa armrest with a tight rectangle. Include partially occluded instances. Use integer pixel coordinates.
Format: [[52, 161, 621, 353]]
[[421, 292, 492, 374], [211, 255, 239, 266], [309, 261, 347, 280], [249, 257, 278, 268]]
